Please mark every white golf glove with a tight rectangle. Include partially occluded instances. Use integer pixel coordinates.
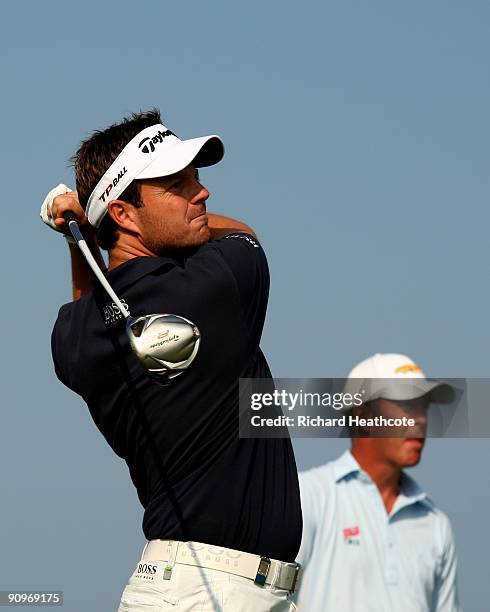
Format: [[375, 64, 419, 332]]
[[40, 183, 76, 243]]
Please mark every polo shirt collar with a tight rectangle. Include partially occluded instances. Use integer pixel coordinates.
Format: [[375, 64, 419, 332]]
[[332, 450, 361, 482], [92, 255, 181, 294], [332, 450, 434, 513], [395, 472, 434, 513]]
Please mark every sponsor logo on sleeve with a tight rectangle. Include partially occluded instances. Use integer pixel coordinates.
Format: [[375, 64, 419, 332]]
[[224, 233, 259, 248]]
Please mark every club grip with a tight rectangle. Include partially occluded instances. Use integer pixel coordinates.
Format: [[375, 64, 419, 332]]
[[63, 211, 79, 223], [63, 211, 84, 243]]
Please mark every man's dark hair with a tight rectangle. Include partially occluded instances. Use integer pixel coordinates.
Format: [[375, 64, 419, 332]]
[[71, 109, 162, 250]]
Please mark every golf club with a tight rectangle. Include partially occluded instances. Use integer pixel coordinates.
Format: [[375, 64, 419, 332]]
[[63, 211, 201, 385]]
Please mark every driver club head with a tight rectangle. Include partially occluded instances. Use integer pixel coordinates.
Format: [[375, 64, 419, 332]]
[[126, 313, 201, 385]]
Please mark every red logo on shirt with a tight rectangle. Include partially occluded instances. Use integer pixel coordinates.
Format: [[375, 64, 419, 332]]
[[343, 526, 360, 539], [343, 526, 361, 545]]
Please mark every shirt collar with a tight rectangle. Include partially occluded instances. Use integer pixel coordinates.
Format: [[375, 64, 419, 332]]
[[332, 450, 434, 512], [396, 471, 434, 512], [91, 254, 182, 294], [332, 450, 361, 482]]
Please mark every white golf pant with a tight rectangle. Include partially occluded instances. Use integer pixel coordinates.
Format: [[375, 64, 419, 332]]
[[117, 556, 299, 611]]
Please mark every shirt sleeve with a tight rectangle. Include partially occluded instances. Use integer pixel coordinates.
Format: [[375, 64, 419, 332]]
[[207, 233, 270, 350], [296, 470, 320, 567], [51, 304, 79, 394], [433, 513, 462, 612]]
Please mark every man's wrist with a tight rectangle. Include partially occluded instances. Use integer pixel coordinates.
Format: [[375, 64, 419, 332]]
[[64, 234, 77, 245]]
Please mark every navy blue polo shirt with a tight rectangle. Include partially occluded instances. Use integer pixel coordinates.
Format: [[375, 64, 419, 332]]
[[51, 233, 302, 562]]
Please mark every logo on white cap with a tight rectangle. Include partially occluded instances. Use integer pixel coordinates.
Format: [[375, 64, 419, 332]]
[[138, 129, 174, 153], [343, 353, 455, 407]]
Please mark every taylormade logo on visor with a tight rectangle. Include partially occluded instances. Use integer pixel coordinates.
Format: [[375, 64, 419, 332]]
[[138, 129, 174, 153]]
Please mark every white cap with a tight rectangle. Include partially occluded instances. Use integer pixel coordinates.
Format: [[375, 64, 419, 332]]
[[343, 353, 455, 407], [85, 123, 224, 227]]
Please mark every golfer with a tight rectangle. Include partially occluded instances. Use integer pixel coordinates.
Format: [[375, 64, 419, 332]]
[[41, 110, 302, 611], [295, 353, 461, 612]]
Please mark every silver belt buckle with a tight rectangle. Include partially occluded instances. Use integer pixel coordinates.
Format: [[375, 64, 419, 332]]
[[254, 557, 271, 587], [289, 563, 301, 593]]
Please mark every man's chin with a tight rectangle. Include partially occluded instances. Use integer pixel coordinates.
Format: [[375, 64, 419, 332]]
[[402, 439, 424, 466], [170, 228, 211, 253], [190, 226, 211, 246], [404, 453, 422, 467], [150, 226, 211, 256]]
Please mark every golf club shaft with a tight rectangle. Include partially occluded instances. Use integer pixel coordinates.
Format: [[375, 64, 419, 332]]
[[64, 211, 130, 319]]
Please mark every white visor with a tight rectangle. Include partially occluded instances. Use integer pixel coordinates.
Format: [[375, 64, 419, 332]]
[[86, 123, 224, 227]]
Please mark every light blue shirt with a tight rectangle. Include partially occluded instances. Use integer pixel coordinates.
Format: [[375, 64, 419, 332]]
[[295, 451, 461, 612]]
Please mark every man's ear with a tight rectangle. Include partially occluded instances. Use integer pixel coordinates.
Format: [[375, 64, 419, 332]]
[[349, 402, 372, 438], [107, 199, 142, 236], [351, 403, 365, 419], [351, 402, 374, 422]]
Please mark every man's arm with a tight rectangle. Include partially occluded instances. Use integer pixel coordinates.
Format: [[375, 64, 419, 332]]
[[296, 471, 320, 568], [68, 211, 253, 299], [67, 237, 107, 301], [207, 213, 256, 239], [433, 514, 462, 612], [48, 191, 107, 301], [43, 186, 256, 299], [68, 211, 255, 299]]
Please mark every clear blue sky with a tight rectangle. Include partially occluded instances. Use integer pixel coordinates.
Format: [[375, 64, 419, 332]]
[[1, 1, 489, 610]]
